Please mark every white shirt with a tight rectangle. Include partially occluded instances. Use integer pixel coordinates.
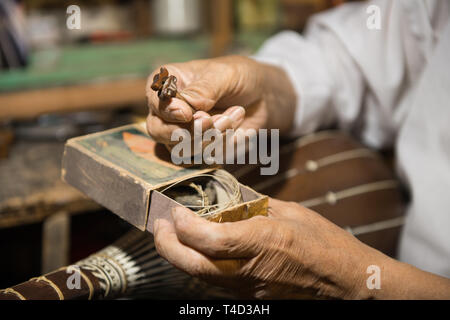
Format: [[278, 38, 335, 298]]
[[254, 0, 450, 277]]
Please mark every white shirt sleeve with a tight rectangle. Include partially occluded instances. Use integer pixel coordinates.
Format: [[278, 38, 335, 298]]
[[253, 0, 411, 148]]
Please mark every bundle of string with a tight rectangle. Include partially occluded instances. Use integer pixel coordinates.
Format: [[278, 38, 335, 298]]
[[0, 228, 233, 300], [159, 169, 242, 218], [77, 229, 232, 299]]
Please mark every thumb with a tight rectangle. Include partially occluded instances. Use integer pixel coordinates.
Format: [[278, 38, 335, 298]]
[[171, 206, 267, 259]]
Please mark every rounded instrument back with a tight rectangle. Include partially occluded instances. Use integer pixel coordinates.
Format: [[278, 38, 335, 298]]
[[1, 131, 407, 300], [226, 131, 406, 257]]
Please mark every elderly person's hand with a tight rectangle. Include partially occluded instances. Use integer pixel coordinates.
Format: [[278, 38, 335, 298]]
[[145, 56, 296, 149], [153, 197, 450, 299], [153, 198, 383, 299]]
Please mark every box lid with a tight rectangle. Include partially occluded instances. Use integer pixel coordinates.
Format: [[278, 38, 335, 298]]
[[66, 123, 214, 190]]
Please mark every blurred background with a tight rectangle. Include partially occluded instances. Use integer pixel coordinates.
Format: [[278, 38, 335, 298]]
[[0, 0, 355, 288]]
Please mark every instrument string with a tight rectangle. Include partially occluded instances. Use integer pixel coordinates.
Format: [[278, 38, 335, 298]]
[[159, 169, 242, 217]]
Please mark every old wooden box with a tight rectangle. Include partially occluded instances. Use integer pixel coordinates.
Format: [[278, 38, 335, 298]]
[[61, 124, 268, 233]]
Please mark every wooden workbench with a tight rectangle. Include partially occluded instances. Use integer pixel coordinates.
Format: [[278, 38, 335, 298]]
[[0, 37, 210, 120], [0, 33, 269, 120]]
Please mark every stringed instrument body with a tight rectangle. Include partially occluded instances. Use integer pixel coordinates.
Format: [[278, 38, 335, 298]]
[[225, 130, 406, 257], [0, 131, 406, 300]]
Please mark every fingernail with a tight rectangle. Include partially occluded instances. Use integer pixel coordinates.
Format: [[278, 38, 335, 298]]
[[167, 108, 188, 122], [193, 112, 210, 121], [213, 115, 231, 132], [229, 107, 245, 123], [171, 207, 185, 220], [193, 112, 202, 121]]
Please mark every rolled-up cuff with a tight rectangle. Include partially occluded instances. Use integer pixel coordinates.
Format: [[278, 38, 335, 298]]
[[252, 31, 334, 137]]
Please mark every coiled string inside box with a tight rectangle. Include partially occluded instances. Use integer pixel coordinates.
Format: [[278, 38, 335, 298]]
[[159, 169, 242, 217]]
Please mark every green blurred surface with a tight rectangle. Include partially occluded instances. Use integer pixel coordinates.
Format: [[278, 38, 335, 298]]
[[0, 32, 271, 93]]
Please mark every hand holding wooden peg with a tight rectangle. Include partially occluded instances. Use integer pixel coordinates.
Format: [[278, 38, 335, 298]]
[[151, 67, 190, 105]]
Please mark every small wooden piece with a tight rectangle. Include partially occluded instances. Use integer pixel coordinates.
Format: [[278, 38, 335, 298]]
[[151, 67, 192, 107], [150, 67, 169, 93]]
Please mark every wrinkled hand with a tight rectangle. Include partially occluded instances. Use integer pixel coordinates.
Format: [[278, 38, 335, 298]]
[[146, 56, 268, 147], [145, 55, 296, 150], [153, 198, 387, 299]]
